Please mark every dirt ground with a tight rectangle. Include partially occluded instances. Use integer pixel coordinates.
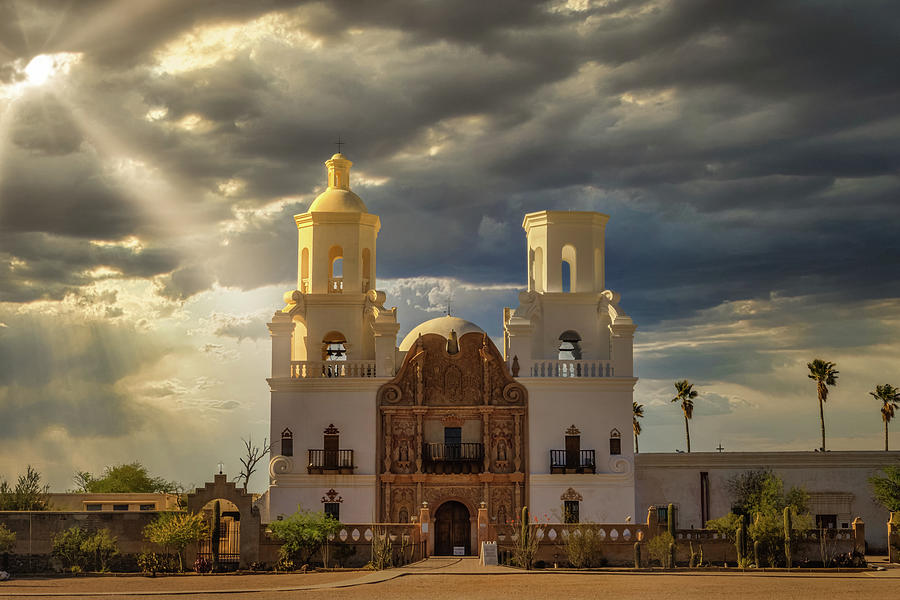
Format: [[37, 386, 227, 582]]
[[1, 570, 899, 600]]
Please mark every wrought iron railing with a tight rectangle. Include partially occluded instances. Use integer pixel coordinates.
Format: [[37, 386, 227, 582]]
[[549, 449, 596, 473], [424, 443, 484, 462], [308, 449, 355, 472]]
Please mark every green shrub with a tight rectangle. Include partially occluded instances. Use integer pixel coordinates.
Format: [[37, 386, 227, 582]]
[[0, 524, 15, 556], [647, 532, 674, 568], [80, 529, 118, 572], [52, 527, 90, 572], [142, 512, 208, 572], [563, 524, 606, 568], [269, 508, 342, 567]]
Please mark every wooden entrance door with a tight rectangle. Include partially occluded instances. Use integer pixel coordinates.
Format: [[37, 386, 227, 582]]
[[434, 501, 470, 556]]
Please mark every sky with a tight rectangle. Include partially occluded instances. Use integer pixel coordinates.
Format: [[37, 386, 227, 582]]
[[0, 0, 898, 493]]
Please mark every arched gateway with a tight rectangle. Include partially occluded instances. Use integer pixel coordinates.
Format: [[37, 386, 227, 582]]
[[434, 501, 471, 556]]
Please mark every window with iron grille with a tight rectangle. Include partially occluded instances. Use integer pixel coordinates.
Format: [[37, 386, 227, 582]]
[[564, 500, 579, 524], [324, 502, 340, 521], [281, 428, 293, 457]]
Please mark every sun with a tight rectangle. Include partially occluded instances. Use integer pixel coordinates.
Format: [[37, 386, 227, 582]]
[[1, 52, 83, 101], [24, 54, 57, 86]]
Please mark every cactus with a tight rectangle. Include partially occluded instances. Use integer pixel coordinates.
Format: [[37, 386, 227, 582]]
[[211, 500, 221, 572], [753, 540, 760, 567], [634, 541, 642, 568], [698, 542, 704, 567], [735, 524, 745, 565], [668, 542, 677, 569], [667, 503, 676, 538], [689, 541, 697, 568], [512, 506, 538, 569], [783, 506, 793, 569]]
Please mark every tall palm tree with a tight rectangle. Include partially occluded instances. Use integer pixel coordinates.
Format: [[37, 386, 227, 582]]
[[807, 359, 838, 452], [671, 380, 698, 453], [870, 384, 900, 451], [633, 401, 645, 453]]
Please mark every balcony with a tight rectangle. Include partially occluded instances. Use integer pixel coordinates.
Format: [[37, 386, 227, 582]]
[[422, 443, 484, 474], [549, 449, 596, 474], [528, 359, 614, 378], [329, 277, 343, 293], [290, 360, 377, 378], [307, 449, 355, 474]]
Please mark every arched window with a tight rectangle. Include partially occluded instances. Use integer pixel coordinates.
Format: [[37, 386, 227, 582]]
[[532, 247, 544, 292], [558, 330, 582, 360], [328, 245, 343, 293], [609, 428, 622, 456], [561, 244, 576, 293], [301, 248, 309, 292], [281, 428, 293, 457], [322, 331, 348, 365]]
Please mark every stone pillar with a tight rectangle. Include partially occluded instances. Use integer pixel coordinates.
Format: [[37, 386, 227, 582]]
[[646, 505, 659, 538], [267, 318, 294, 378], [477, 501, 490, 549], [610, 322, 636, 377], [852, 517, 865, 555], [419, 502, 432, 557]]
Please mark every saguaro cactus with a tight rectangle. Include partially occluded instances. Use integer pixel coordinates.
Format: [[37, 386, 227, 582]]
[[211, 500, 221, 572], [634, 541, 642, 568], [735, 524, 745, 565], [753, 540, 760, 567], [667, 503, 676, 538], [783, 506, 793, 569], [668, 542, 677, 570]]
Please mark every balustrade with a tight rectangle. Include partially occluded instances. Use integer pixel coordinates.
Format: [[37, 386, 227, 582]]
[[290, 360, 377, 378], [526, 359, 614, 378], [549, 449, 596, 474]]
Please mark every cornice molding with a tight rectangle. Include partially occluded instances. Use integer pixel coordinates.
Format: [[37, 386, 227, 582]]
[[520, 377, 638, 392], [635, 451, 900, 469], [268, 377, 390, 393]]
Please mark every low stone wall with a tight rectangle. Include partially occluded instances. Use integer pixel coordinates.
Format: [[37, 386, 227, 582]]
[[0, 511, 163, 556]]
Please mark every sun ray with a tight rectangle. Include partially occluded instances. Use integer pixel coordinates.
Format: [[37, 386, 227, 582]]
[[49, 89, 199, 240]]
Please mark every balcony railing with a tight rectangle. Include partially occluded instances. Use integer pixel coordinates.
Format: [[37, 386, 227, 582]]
[[422, 443, 484, 474], [308, 449, 355, 473], [528, 359, 614, 378], [291, 360, 377, 378], [329, 277, 343, 293], [424, 442, 484, 462], [549, 449, 596, 474]]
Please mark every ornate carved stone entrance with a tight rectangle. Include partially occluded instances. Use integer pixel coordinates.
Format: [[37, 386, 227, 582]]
[[376, 329, 527, 537], [434, 501, 471, 555]]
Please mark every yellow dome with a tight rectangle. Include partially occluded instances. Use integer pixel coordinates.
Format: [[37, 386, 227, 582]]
[[399, 316, 486, 351], [308, 188, 368, 212]]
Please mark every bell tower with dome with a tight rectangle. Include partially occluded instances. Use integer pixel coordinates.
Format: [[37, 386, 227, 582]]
[[264, 152, 400, 523]]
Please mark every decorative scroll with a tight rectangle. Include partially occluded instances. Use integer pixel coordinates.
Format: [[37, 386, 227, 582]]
[[321, 489, 343, 503], [377, 332, 526, 407], [561, 487, 583, 502]]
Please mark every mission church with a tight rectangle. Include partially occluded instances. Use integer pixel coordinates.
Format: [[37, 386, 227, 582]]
[[260, 152, 898, 554]]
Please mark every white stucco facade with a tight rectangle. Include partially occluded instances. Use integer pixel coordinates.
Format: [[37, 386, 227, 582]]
[[262, 152, 894, 557]]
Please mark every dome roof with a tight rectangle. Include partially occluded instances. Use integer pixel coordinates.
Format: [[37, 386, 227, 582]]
[[399, 316, 486, 351], [308, 188, 368, 212]]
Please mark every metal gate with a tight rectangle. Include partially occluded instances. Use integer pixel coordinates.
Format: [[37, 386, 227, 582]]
[[198, 515, 240, 570]]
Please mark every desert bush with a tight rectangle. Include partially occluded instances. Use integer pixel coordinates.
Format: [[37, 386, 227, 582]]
[[269, 508, 341, 567], [647, 531, 675, 568], [563, 524, 606, 568], [142, 512, 208, 572]]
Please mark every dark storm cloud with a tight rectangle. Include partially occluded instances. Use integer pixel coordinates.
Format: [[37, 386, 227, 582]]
[[0, 0, 896, 326]]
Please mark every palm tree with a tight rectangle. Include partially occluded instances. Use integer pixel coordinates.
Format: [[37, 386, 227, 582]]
[[870, 384, 900, 451], [633, 401, 645, 453], [807, 359, 838, 451], [671, 380, 698, 452]]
